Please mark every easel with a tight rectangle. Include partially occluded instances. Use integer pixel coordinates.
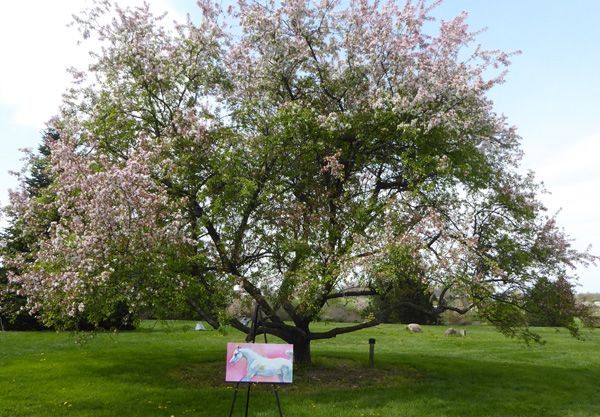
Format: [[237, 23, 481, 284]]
[[229, 306, 284, 417]]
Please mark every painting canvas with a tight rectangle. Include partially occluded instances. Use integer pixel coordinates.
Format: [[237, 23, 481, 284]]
[[226, 343, 294, 384]]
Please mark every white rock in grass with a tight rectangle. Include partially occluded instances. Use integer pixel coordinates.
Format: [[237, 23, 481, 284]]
[[445, 328, 458, 336], [407, 323, 422, 332]]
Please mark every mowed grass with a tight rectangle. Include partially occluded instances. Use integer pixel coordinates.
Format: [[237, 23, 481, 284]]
[[1, 322, 599, 417]]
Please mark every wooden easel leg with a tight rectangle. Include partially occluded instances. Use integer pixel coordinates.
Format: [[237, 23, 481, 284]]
[[229, 382, 241, 417], [244, 383, 252, 417], [273, 384, 283, 417]]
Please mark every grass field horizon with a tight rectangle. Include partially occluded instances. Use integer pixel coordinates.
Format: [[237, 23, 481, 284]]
[[1, 321, 599, 416]]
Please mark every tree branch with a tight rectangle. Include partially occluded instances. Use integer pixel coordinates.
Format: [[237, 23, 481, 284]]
[[310, 320, 380, 340]]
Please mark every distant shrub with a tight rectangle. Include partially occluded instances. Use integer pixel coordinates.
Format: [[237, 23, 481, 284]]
[[366, 279, 436, 325], [319, 297, 367, 323], [441, 309, 482, 326], [524, 277, 587, 328]]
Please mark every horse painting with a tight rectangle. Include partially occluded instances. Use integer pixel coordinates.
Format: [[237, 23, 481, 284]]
[[226, 343, 293, 384]]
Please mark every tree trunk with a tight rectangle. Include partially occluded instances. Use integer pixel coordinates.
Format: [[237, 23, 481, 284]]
[[293, 337, 311, 364], [273, 317, 313, 364]]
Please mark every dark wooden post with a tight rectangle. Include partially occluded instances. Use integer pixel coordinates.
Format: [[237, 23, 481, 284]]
[[369, 338, 376, 367]]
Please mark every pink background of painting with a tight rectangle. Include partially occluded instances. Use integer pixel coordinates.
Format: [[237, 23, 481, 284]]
[[225, 343, 294, 384]]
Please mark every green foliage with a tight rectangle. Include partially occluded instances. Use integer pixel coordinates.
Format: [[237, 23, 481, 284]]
[[524, 277, 596, 331], [367, 278, 436, 325], [1, 134, 57, 331], [0, 133, 136, 332], [3, 0, 597, 361]]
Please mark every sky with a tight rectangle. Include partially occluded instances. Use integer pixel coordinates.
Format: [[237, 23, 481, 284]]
[[0, 0, 599, 292]]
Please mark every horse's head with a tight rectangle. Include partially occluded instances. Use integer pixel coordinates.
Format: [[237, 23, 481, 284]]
[[229, 345, 243, 364]]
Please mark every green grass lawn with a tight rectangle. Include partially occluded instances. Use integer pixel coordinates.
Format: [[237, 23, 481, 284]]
[[1, 322, 599, 416]]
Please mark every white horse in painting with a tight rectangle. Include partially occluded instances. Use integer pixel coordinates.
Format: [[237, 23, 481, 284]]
[[229, 346, 293, 383]]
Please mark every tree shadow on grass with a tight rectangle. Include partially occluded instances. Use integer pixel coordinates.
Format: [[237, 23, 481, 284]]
[[170, 357, 421, 391], [170, 353, 600, 416]]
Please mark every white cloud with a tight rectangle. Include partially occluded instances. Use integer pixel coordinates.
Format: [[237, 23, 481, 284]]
[[0, 1, 84, 126], [526, 132, 600, 292], [0, 0, 184, 128], [530, 132, 600, 226], [532, 132, 600, 187]]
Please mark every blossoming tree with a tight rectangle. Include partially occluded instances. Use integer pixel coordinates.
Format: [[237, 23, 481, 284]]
[[2, 0, 596, 362]]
